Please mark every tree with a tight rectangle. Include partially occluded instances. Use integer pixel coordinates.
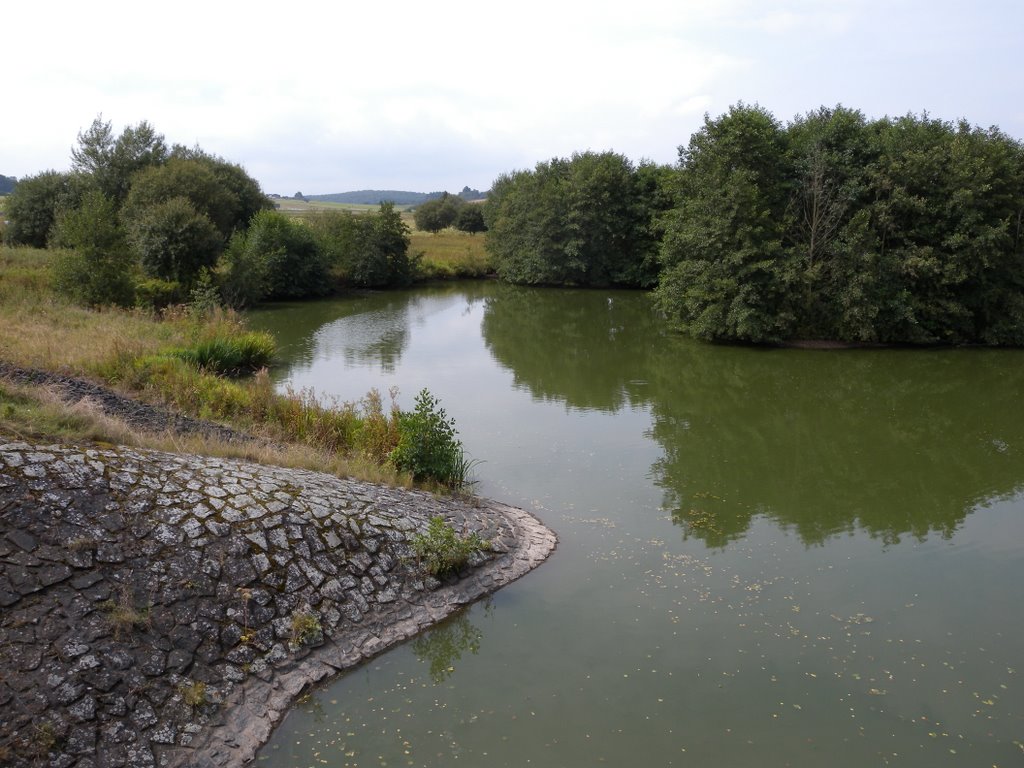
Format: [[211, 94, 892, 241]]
[[0, 175, 16, 194], [170, 145, 271, 233], [484, 151, 661, 287], [50, 190, 135, 306], [71, 116, 168, 201], [243, 210, 330, 299], [414, 193, 462, 232], [310, 203, 414, 288], [127, 197, 222, 287], [2, 170, 80, 247], [656, 103, 793, 342], [454, 204, 486, 233]]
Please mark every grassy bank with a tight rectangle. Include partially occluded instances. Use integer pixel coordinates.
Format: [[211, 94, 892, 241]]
[[275, 200, 493, 280], [0, 245, 470, 489]]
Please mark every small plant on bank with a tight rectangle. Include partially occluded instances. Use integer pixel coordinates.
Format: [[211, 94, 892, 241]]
[[102, 587, 150, 640], [178, 680, 208, 710], [290, 610, 322, 647], [410, 516, 489, 578], [390, 389, 475, 488]]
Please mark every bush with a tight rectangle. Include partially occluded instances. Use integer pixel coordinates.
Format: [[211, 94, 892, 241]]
[[245, 210, 330, 299], [2, 170, 80, 247], [390, 389, 471, 487], [173, 331, 275, 375], [127, 196, 222, 288], [410, 516, 488, 577], [51, 190, 137, 307], [135, 278, 183, 309]]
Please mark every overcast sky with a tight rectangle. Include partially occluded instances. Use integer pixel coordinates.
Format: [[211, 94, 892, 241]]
[[4, 0, 1022, 196]]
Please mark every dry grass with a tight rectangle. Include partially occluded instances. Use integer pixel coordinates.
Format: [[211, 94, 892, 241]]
[[410, 229, 492, 279], [0, 245, 461, 488], [0, 247, 183, 372]]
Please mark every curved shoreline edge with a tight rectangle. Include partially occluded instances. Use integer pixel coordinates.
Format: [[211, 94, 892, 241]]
[[190, 500, 556, 768], [0, 440, 557, 768]]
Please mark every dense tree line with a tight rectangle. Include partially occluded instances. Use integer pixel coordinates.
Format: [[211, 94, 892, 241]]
[[3, 117, 416, 308], [483, 151, 672, 287], [483, 106, 1024, 345], [0, 174, 16, 194], [656, 104, 1024, 344]]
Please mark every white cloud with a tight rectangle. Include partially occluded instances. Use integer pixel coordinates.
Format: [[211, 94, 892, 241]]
[[2, 0, 1022, 193]]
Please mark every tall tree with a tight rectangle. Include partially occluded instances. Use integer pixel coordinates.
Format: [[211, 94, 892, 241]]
[[71, 116, 168, 201], [656, 103, 792, 342]]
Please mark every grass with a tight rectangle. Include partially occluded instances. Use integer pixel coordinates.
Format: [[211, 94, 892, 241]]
[[289, 609, 322, 646], [0, 245, 427, 487], [410, 228, 492, 280], [274, 201, 494, 281], [410, 516, 489, 577]]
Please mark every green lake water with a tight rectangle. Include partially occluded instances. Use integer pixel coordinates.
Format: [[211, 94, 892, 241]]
[[248, 282, 1024, 767]]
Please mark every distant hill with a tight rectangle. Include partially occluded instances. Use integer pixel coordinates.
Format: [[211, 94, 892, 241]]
[[306, 190, 443, 205], [306, 186, 486, 206], [0, 175, 16, 194]]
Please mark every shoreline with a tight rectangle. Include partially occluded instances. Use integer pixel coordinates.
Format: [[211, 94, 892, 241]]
[[0, 440, 557, 768]]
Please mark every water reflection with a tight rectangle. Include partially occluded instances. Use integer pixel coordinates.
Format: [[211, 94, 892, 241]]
[[481, 284, 659, 411], [479, 286, 1024, 547], [410, 606, 486, 683]]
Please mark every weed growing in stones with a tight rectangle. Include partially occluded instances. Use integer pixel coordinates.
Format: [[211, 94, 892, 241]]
[[102, 587, 150, 640], [178, 680, 208, 710], [410, 516, 488, 578], [290, 610, 322, 647]]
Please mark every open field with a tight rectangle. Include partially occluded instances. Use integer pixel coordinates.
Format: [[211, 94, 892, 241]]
[[272, 198, 388, 215], [410, 228, 491, 279]]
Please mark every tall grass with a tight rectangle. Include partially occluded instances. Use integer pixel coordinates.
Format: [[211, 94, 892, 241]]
[[409, 229, 492, 280], [0, 245, 471, 489]]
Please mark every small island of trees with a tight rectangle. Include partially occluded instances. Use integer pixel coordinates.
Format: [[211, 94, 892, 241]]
[[483, 104, 1024, 345]]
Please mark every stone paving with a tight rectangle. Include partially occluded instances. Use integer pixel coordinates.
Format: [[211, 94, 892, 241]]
[[0, 441, 556, 767]]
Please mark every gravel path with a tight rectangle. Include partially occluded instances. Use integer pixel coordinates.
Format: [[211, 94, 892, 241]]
[[0, 361, 251, 444]]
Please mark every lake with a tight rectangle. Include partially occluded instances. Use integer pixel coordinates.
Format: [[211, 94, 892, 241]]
[[248, 282, 1024, 767]]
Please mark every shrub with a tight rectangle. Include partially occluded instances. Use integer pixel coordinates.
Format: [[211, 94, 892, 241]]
[[126, 196, 222, 288], [410, 516, 488, 577], [135, 278, 183, 309], [216, 229, 270, 308], [390, 388, 472, 487], [51, 190, 137, 307], [173, 331, 275, 375]]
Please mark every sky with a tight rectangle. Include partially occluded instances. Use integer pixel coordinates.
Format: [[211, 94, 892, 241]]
[[4, 0, 1022, 196]]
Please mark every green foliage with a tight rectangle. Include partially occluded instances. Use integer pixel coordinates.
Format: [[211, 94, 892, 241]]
[[127, 196, 222, 287], [172, 331, 275, 375], [308, 202, 414, 288], [390, 389, 472, 487], [245, 210, 330, 299], [51, 190, 137, 307], [484, 151, 667, 287], [414, 193, 463, 233], [216, 230, 271, 308], [454, 204, 486, 233], [178, 680, 208, 709], [289, 610, 322, 646], [135, 277, 184, 309], [2, 170, 79, 247], [0, 174, 16, 194], [71, 116, 168, 202], [655, 104, 1024, 345], [410, 516, 488, 577]]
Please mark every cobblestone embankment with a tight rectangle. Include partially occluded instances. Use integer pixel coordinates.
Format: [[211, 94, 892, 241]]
[[0, 442, 556, 767]]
